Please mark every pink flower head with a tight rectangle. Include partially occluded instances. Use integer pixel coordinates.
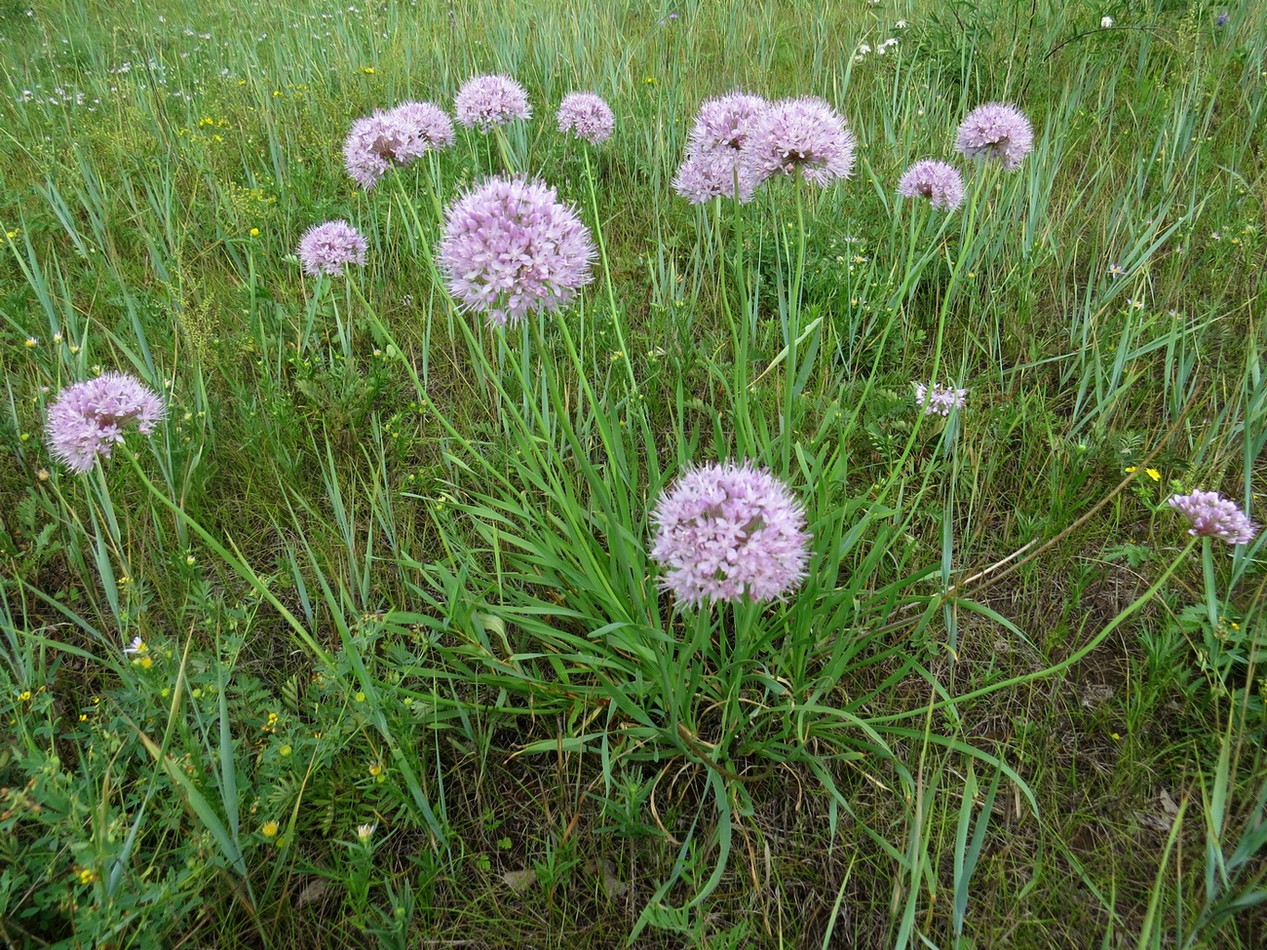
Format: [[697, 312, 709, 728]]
[[956, 102, 1034, 171], [297, 220, 367, 277], [740, 97, 857, 188], [913, 382, 967, 416], [438, 176, 595, 328], [672, 149, 757, 204], [454, 74, 531, 131], [46, 372, 165, 473], [387, 100, 455, 161], [687, 90, 767, 154], [343, 102, 453, 189], [343, 111, 408, 189], [650, 460, 812, 606], [898, 159, 965, 210], [1168, 490, 1258, 546], [556, 92, 615, 145]]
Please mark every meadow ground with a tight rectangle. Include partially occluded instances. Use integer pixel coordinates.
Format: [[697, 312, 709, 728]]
[[1, 1, 1265, 947]]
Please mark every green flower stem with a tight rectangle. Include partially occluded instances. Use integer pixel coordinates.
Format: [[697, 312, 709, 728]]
[[867, 537, 1200, 725], [583, 148, 639, 396], [1203, 536, 1220, 642]]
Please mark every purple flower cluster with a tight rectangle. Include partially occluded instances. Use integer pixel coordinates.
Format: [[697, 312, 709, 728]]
[[650, 461, 811, 606], [913, 382, 967, 416], [898, 159, 965, 210], [741, 97, 857, 188], [556, 92, 615, 145], [454, 74, 531, 131], [389, 100, 456, 159], [46, 372, 165, 473], [343, 101, 453, 189], [297, 220, 368, 277], [686, 90, 767, 154], [672, 148, 758, 204], [673, 91, 767, 204], [438, 176, 595, 327], [955, 102, 1034, 171], [1168, 490, 1258, 546]]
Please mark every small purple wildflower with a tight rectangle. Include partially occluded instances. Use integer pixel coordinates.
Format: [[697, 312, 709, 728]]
[[1216, 12, 1229, 27], [46, 372, 165, 474], [297, 220, 368, 277], [672, 149, 757, 204], [1108, 263, 1126, 278], [1168, 490, 1258, 546], [650, 460, 812, 606], [454, 74, 531, 131], [556, 92, 615, 145], [956, 102, 1034, 171], [740, 97, 857, 188], [913, 382, 967, 416], [438, 176, 595, 328], [897, 159, 965, 210], [687, 90, 768, 155]]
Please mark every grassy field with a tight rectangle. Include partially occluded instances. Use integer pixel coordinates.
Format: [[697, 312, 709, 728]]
[[1, 0, 1265, 946]]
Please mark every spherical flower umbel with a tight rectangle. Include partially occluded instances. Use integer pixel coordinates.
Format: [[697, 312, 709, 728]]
[[343, 102, 453, 189], [297, 220, 367, 277], [1168, 490, 1258, 546], [739, 97, 857, 189], [686, 90, 768, 154], [556, 92, 615, 145], [898, 159, 965, 210], [913, 382, 967, 416], [650, 460, 812, 606], [672, 149, 757, 204], [454, 74, 531, 131], [46, 372, 165, 474], [956, 102, 1034, 171], [437, 176, 595, 328], [387, 100, 455, 160]]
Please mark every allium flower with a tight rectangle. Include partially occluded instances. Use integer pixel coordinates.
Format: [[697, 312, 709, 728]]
[[913, 382, 967, 416], [438, 176, 595, 328], [343, 102, 452, 189], [956, 102, 1034, 171], [739, 97, 857, 188], [297, 220, 367, 277], [686, 90, 767, 154], [387, 100, 455, 160], [1168, 490, 1258, 546], [556, 92, 615, 145], [46, 372, 165, 473], [454, 74, 531, 131], [649, 460, 812, 606], [897, 159, 965, 210], [343, 112, 406, 189], [672, 149, 757, 204]]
